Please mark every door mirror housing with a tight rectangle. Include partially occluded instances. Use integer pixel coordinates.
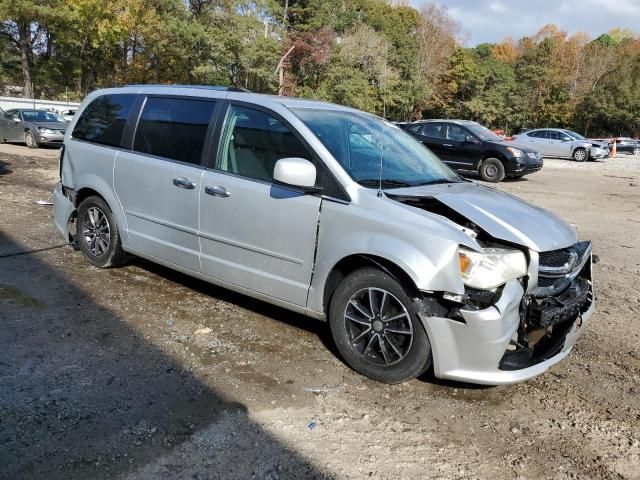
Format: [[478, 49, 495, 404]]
[[465, 135, 479, 143], [273, 157, 320, 192], [12, 117, 21, 123]]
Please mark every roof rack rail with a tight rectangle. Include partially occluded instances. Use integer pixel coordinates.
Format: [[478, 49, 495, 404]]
[[125, 84, 251, 93]]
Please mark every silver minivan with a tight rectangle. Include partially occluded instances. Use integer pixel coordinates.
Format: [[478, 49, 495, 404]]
[[53, 86, 595, 385]]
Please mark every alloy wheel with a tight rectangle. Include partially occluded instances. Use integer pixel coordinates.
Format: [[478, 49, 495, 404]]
[[343, 287, 414, 366], [574, 149, 586, 161], [81, 206, 111, 256], [485, 164, 498, 177]]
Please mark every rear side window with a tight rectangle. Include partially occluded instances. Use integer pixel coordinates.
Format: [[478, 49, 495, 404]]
[[530, 130, 548, 139], [72, 94, 136, 147], [420, 123, 444, 138], [133, 97, 216, 165]]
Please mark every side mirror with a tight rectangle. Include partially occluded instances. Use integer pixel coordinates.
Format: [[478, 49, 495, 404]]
[[13, 117, 21, 123], [273, 157, 319, 192], [465, 135, 478, 143]]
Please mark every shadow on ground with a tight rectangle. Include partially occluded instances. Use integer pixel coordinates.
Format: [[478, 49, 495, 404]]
[[0, 159, 11, 176], [0, 231, 325, 480], [131, 257, 339, 357]]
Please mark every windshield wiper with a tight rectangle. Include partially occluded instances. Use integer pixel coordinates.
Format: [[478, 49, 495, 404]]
[[358, 178, 412, 188], [414, 179, 460, 186]]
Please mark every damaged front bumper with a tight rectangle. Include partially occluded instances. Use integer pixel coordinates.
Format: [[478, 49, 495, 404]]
[[420, 244, 594, 385]]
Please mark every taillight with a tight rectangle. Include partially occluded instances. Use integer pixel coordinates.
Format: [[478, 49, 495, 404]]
[[58, 144, 65, 180]]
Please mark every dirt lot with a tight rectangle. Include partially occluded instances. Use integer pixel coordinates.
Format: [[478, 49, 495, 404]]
[[1, 142, 639, 480]]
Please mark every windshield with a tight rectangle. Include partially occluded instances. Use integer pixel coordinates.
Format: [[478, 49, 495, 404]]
[[564, 130, 586, 140], [465, 123, 503, 142], [290, 108, 461, 189], [21, 110, 66, 123]]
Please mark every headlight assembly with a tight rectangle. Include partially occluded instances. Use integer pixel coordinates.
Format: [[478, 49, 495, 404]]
[[37, 127, 55, 134], [506, 146, 525, 158], [458, 247, 527, 290]]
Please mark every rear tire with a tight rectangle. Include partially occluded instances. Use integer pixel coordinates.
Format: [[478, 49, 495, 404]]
[[25, 130, 38, 149], [479, 158, 506, 182], [77, 196, 128, 268], [573, 147, 588, 162], [328, 267, 432, 384]]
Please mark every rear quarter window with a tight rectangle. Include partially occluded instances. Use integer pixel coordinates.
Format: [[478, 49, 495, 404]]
[[72, 94, 137, 147]]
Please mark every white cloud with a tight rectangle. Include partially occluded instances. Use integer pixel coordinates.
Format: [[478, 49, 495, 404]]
[[412, 0, 640, 44]]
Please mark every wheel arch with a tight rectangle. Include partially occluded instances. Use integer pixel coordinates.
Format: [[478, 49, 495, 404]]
[[478, 151, 508, 171], [322, 254, 421, 316], [71, 179, 130, 247]]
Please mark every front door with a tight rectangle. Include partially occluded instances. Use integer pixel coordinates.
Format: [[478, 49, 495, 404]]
[[199, 103, 322, 306], [549, 131, 573, 157], [114, 96, 218, 272], [440, 124, 481, 170]]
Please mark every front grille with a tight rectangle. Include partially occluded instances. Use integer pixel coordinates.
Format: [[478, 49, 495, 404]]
[[539, 241, 590, 270], [536, 241, 591, 293]]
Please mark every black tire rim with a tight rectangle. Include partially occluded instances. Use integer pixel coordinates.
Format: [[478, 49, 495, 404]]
[[82, 206, 111, 257], [343, 287, 413, 366]]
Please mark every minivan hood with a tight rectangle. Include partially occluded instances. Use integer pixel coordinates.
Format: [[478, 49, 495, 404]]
[[387, 182, 577, 252]]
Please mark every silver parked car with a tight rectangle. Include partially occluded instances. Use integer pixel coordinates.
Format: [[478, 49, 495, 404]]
[[53, 86, 595, 385], [512, 128, 609, 161], [58, 108, 77, 122], [0, 109, 68, 148]]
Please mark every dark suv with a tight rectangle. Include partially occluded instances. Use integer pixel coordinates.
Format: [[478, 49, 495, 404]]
[[401, 120, 543, 182]]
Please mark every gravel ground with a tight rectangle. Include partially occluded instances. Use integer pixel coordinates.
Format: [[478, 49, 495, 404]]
[[1, 143, 639, 480]]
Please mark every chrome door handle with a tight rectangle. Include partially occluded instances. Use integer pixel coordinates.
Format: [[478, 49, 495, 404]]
[[173, 177, 196, 189], [205, 185, 231, 198], [443, 143, 453, 147]]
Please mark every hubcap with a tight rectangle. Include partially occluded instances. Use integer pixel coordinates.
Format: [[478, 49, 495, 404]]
[[344, 288, 413, 366], [486, 164, 498, 177], [575, 150, 586, 160], [634, 148, 640, 156], [82, 207, 111, 256]]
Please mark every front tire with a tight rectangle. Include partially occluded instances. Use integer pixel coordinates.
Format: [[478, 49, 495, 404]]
[[633, 147, 640, 156], [328, 267, 432, 384], [77, 196, 128, 268], [573, 147, 588, 162], [25, 130, 39, 149], [479, 158, 506, 182]]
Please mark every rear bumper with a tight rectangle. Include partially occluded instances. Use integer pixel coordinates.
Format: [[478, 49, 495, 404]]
[[53, 181, 76, 240], [420, 274, 594, 385]]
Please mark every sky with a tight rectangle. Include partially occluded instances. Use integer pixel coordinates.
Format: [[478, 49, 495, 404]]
[[410, 0, 640, 45]]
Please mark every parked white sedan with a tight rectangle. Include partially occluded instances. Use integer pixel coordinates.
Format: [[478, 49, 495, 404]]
[[512, 128, 609, 161]]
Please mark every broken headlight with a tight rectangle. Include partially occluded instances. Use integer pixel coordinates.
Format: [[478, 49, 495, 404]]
[[458, 247, 527, 290]]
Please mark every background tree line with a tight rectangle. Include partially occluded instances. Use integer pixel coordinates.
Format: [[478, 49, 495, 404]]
[[2, 0, 639, 136]]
